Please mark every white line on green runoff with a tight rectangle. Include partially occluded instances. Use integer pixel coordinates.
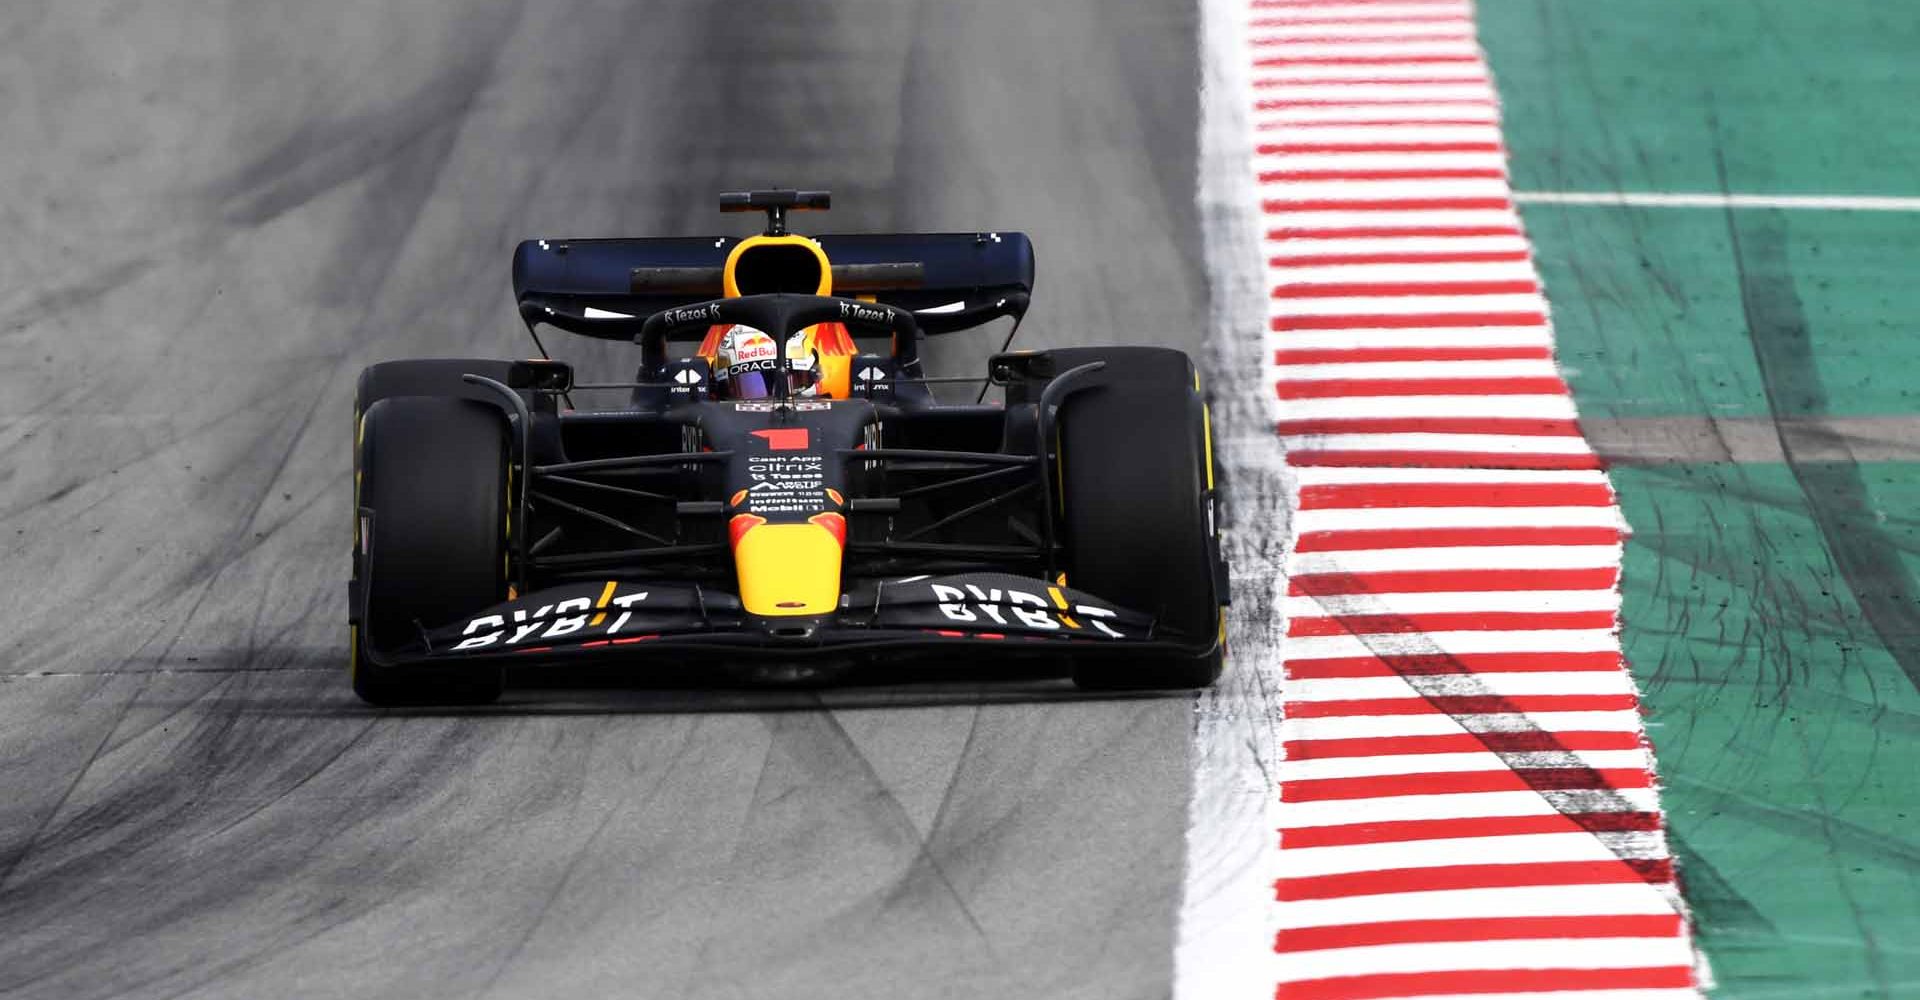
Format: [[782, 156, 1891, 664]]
[[1512, 191, 1920, 212]]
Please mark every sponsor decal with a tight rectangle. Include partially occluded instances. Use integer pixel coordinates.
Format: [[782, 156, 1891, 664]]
[[664, 303, 723, 326], [733, 400, 831, 412], [719, 358, 778, 380], [728, 331, 777, 362], [452, 584, 651, 650], [743, 451, 828, 515], [750, 427, 809, 451], [928, 583, 1126, 638], [837, 301, 891, 326]]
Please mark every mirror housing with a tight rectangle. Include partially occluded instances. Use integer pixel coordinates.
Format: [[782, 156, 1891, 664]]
[[507, 358, 573, 393]]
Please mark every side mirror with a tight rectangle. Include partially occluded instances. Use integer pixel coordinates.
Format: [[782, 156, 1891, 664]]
[[989, 350, 1054, 405], [507, 359, 573, 393]]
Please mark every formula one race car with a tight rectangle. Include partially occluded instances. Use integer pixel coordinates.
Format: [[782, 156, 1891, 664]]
[[348, 190, 1227, 705]]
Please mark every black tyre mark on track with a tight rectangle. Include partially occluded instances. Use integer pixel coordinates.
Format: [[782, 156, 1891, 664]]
[[1663, 828, 1781, 956], [1711, 125, 1920, 695], [809, 703, 998, 946]]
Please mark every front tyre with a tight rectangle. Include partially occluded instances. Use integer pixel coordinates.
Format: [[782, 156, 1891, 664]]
[[355, 358, 518, 413], [1054, 347, 1224, 690], [351, 395, 509, 706]]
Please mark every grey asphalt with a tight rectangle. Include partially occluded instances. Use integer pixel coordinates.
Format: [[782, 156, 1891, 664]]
[[0, 2, 1213, 998]]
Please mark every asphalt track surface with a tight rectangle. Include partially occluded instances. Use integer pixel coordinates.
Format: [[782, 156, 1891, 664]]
[[0, 3, 1212, 998]]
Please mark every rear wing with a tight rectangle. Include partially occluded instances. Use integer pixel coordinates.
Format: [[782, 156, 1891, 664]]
[[513, 232, 1034, 340]]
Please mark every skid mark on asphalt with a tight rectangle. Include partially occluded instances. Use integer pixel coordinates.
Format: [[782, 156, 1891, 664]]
[[215, 0, 531, 234], [474, 802, 626, 1000], [1712, 160, 1920, 696], [0, 673, 158, 896], [809, 703, 997, 946]]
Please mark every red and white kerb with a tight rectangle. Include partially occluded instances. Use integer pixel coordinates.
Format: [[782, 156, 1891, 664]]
[[1250, 0, 1702, 997]]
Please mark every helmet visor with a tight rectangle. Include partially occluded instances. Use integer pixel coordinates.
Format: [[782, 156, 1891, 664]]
[[726, 368, 776, 400]]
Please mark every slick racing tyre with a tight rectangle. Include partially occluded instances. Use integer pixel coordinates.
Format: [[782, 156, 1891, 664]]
[[1054, 347, 1224, 690], [352, 395, 509, 706], [355, 358, 518, 413]]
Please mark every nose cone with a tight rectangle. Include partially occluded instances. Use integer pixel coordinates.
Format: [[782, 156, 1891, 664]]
[[729, 513, 846, 616]]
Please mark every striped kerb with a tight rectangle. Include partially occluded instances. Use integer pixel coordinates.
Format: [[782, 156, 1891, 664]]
[[1247, 0, 1704, 997]]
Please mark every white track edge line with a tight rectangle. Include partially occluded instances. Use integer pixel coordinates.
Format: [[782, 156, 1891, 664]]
[[1513, 191, 1920, 212]]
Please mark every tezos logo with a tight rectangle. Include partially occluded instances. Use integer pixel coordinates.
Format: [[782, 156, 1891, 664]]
[[666, 303, 721, 325], [838, 301, 889, 326]]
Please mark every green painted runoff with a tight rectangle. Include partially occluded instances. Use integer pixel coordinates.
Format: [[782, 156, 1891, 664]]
[[1480, 0, 1920, 198], [1480, 2, 1920, 997]]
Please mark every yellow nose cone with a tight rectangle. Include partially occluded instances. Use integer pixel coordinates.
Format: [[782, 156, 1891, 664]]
[[733, 521, 843, 616]]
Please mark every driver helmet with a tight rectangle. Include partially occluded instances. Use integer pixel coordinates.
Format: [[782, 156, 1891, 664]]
[[712, 324, 819, 399]]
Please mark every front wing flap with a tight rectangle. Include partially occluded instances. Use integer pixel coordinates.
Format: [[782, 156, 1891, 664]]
[[370, 573, 1187, 667]]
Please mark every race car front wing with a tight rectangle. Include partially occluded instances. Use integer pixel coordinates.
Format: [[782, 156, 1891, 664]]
[[356, 572, 1214, 670]]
